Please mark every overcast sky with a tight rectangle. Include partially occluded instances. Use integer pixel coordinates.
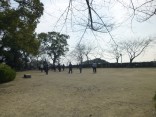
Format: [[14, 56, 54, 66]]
[[35, 0, 156, 63]]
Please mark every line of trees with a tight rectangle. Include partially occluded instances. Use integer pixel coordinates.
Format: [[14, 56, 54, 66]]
[[0, 1, 69, 70], [69, 37, 154, 65], [108, 38, 154, 64], [0, 0, 155, 70]]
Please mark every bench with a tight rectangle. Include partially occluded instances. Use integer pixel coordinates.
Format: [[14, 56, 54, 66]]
[[23, 74, 31, 78]]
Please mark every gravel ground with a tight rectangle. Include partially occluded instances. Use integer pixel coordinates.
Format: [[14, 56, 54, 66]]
[[0, 68, 156, 117]]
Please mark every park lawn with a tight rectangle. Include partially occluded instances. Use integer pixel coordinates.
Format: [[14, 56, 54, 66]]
[[0, 68, 156, 117]]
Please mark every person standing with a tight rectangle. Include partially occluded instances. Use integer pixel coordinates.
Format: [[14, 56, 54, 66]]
[[45, 64, 49, 75], [79, 63, 82, 73], [68, 62, 72, 74], [58, 63, 61, 72], [92, 62, 97, 73], [53, 64, 56, 72], [44, 61, 49, 75]]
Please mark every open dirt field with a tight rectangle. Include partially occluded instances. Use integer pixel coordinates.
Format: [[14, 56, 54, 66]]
[[0, 68, 156, 117]]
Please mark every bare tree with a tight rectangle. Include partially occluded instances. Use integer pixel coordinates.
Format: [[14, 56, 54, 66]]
[[108, 43, 123, 63], [84, 44, 95, 64], [121, 38, 153, 64], [70, 42, 96, 64], [71, 43, 86, 64]]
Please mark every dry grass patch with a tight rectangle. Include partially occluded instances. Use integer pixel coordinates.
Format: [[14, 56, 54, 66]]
[[0, 68, 156, 117]]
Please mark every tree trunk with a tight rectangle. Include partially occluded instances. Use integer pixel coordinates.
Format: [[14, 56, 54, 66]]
[[53, 56, 56, 64], [130, 58, 133, 64], [129, 58, 134, 67]]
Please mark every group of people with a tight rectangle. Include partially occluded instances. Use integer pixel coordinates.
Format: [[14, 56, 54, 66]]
[[51, 63, 65, 72], [69, 62, 97, 74], [39, 61, 97, 75], [40, 62, 65, 75]]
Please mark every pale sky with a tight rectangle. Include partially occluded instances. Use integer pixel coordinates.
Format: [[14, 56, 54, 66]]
[[35, 0, 156, 64]]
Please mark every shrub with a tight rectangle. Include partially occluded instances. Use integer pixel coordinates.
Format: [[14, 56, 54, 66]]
[[0, 64, 16, 83]]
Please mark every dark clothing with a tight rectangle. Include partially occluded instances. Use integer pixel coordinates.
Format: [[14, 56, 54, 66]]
[[79, 64, 82, 73], [43, 61, 49, 75], [68, 63, 72, 74], [93, 67, 96, 73], [44, 65, 49, 75], [58, 64, 61, 72], [92, 62, 97, 73], [53, 64, 56, 72]]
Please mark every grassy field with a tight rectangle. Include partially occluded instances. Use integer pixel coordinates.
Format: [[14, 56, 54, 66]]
[[0, 68, 156, 117]]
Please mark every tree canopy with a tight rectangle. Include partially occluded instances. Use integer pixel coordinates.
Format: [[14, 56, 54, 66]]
[[38, 32, 69, 64], [0, 0, 44, 69]]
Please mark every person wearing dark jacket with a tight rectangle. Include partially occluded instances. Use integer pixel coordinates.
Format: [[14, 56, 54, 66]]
[[58, 63, 61, 72], [68, 62, 72, 74], [92, 62, 97, 73], [79, 64, 82, 73]]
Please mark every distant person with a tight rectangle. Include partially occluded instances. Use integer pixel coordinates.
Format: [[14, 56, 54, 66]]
[[79, 64, 82, 73], [44, 61, 49, 75], [44, 65, 49, 75], [53, 64, 56, 72], [58, 63, 61, 72], [92, 62, 97, 73], [62, 64, 65, 71], [68, 62, 72, 74]]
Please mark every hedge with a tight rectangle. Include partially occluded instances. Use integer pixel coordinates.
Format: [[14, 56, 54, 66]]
[[0, 64, 16, 83]]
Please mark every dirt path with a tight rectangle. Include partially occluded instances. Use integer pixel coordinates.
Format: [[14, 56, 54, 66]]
[[0, 68, 156, 117]]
